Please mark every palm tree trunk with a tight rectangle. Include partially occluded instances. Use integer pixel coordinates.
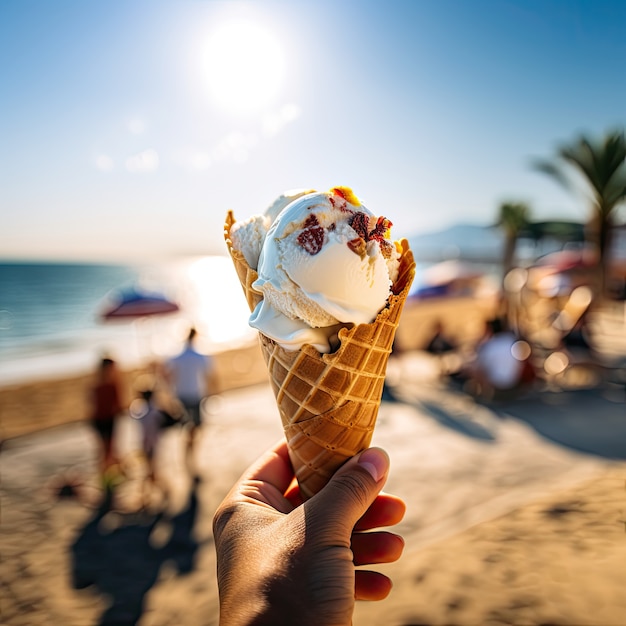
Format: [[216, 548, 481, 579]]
[[597, 209, 612, 298], [502, 233, 517, 285]]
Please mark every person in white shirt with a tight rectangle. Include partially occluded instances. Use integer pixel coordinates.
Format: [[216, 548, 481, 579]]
[[165, 327, 215, 464], [467, 317, 525, 398]]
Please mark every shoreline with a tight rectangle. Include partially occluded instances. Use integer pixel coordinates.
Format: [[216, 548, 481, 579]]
[[0, 295, 501, 442], [0, 341, 269, 442]]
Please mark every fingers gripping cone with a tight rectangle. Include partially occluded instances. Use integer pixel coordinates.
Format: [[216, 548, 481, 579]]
[[225, 210, 416, 499]]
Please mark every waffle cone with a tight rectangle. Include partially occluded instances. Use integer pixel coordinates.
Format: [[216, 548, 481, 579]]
[[225, 210, 415, 499]]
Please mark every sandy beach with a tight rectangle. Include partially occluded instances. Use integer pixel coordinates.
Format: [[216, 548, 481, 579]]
[[2, 297, 626, 626]]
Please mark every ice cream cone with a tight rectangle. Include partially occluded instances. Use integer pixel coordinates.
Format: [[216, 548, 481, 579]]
[[225, 211, 264, 312], [225, 210, 416, 499]]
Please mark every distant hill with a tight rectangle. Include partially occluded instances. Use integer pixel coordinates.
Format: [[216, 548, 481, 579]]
[[409, 221, 626, 264], [409, 224, 503, 262]]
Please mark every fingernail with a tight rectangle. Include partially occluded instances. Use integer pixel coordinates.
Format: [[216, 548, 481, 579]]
[[358, 448, 388, 482]]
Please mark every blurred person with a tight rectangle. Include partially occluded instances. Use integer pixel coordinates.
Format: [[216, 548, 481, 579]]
[[213, 440, 405, 625], [132, 386, 167, 504], [89, 357, 124, 485], [467, 318, 534, 399], [165, 327, 215, 467], [424, 319, 456, 355], [423, 319, 463, 378]]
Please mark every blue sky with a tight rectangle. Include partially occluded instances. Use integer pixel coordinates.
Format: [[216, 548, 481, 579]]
[[1, 0, 625, 260]]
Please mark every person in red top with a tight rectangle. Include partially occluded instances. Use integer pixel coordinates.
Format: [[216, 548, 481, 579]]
[[90, 357, 123, 480]]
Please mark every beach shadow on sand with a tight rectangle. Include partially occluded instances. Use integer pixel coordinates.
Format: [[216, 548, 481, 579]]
[[485, 387, 626, 461], [417, 399, 497, 442], [385, 381, 497, 442], [71, 479, 203, 626], [387, 361, 624, 457]]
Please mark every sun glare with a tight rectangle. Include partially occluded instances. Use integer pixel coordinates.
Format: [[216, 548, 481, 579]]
[[184, 256, 256, 347], [201, 20, 285, 112]]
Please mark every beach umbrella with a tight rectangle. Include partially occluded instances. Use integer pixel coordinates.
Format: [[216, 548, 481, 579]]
[[97, 287, 181, 362], [410, 260, 486, 300], [99, 287, 180, 321], [534, 249, 596, 272]]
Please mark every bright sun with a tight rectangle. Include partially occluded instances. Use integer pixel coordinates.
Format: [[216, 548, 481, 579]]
[[202, 20, 285, 112]]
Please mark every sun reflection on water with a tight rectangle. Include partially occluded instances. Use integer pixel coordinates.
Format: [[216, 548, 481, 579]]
[[176, 256, 256, 351]]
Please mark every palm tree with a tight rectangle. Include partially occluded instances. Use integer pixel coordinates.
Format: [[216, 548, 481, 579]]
[[496, 201, 531, 282], [533, 129, 626, 296]]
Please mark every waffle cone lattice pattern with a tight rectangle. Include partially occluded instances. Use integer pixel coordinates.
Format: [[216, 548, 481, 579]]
[[225, 210, 415, 499]]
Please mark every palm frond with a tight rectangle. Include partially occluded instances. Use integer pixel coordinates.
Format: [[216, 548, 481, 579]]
[[560, 137, 604, 200], [533, 129, 626, 296], [537, 129, 626, 211], [531, 159, 572, 191]]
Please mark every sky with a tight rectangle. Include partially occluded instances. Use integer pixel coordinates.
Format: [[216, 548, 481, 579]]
[[1, 0, 625, 261]]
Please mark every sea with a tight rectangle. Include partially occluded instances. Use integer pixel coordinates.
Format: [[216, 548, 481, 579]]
[[0, 256, 259, 386], [0, 249, 512, 387]]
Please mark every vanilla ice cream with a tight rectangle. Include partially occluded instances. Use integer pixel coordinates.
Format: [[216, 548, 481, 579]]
[[229, 189, 314, 269], [228, 214, 270, 269], [244, 187, 400, 352]]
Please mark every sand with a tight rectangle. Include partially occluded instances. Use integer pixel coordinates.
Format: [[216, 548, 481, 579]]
[[2, 296, 626, 626], [356, 466, 626, 626], [0, 342, 269, 442]]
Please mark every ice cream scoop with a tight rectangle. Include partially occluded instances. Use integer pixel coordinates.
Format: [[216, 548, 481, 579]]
[[229, 189, 314, 269], [249, 187, 401, 352]]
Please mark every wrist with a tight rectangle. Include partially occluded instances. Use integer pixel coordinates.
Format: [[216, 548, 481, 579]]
[[218, 573, 300, 626]]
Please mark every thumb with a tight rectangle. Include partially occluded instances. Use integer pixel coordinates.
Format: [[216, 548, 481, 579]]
[[308, 448, 390, 534]]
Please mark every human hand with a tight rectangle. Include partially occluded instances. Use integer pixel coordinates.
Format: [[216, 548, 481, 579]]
[[213, 440, 405, 626]]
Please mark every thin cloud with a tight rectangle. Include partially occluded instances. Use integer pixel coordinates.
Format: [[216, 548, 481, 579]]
[[174, 102, 302, 170], [189, 150, 212, 170], [211, 131, 259, 164], [125, 149, 159, 172], [94, 154, 115, 171], [172, 148, 212, 171], [127, 118, 146, 135], [262, 103, 301, 137], [172, 134, 257, 169]]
